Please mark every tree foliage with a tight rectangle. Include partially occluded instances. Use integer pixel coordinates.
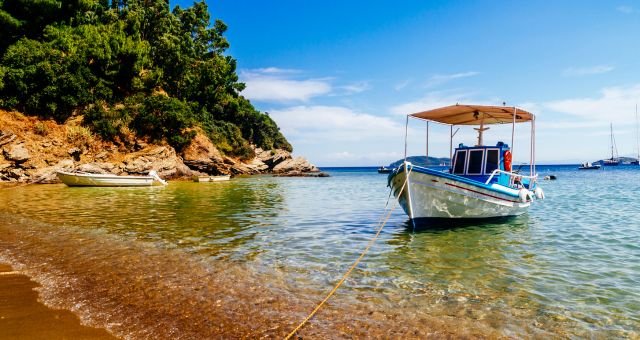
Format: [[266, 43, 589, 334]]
[[0, 0, 292, 154]]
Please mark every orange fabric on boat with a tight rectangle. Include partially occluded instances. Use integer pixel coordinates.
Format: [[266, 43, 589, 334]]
[[410, 104, 534, 125]]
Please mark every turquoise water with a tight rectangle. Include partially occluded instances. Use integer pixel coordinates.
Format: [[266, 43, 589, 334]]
[[0, 165, 638, 338]]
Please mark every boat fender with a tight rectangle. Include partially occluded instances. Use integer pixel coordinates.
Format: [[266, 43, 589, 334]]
[[504, 150, 512, 172], [518, 188, 531, 202], [534, 187, 545, 199]]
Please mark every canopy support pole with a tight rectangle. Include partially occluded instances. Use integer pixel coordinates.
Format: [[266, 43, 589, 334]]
[[449, 125, 453, 165], [530, 116, 534, 176], [511, 107, 517, 161], [404, 115, 409, 162], [426, 121, 429, 163]]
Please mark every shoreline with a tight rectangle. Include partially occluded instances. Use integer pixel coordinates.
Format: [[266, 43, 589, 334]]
[[0, 262, 116, 339]]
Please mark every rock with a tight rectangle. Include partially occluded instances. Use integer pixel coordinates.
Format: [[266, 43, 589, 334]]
[[0, 132, 17, 147], [77, 162, 116, 174], [123, 146, 191, 179], [256, 148, 291, 168], [181, 133, 231, 175], [0, 163, 11, 172], [95, 151, 109, 160], [272, 156, 319, 173], [28, 159, 75, 184], [41, 142, 52, 148], [8, 168, 24, 179], [3, 143, 30, 163], [68, 147, 82, 161], [134, 140, 148, 151], [274, 171, 330, 178]]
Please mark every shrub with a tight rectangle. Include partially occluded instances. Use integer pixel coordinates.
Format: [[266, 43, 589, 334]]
[[130, 95, 195, 150], [34, 121, 48, 136], [66, 125, 93, 147]]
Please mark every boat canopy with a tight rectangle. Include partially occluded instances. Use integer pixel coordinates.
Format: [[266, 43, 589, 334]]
[[410, 104, 534, 125]]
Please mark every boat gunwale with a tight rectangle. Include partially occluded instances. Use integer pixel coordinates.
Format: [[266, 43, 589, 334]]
[[389, 163, 521, 198], [56, 171, 155, 180]]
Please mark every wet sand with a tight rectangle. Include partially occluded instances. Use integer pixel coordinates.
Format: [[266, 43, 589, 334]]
[[0, 263, 116, 340]]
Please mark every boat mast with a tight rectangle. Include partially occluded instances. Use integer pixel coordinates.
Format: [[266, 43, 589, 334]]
[[636, 104, 639, 161], [610, 123, 614, 160]]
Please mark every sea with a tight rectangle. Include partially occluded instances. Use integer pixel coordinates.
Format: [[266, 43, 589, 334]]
[[0, 165, 638, 338]]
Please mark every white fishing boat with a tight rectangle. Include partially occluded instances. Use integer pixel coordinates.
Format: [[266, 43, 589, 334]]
[[192, 174, 231, 182], [57, 170, 167, 187], [389, 104, 545, 222]]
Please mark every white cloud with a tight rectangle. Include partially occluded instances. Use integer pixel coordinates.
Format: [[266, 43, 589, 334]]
[[339, 81, 371, 94], [562, 65, 614, 76], [240, 69, 331, 102], [544, 84, 640, 124], [269, 105, 403, 141], [616, 5, 634, 13], [390, 90, 484, 115], [252, 67, 302, 74], [394, 79, 411, 91], [425, 71, 479, 87]]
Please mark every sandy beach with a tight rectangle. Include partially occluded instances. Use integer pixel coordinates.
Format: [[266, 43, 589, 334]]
[[0, 263, 115, 339]]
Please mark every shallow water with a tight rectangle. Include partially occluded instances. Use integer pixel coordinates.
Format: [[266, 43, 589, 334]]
[[0, 165, 639, 338]]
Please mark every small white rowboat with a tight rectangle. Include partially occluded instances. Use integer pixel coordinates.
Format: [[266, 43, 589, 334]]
[[192, 175, 231, 182], [57, 170, 167, 187]]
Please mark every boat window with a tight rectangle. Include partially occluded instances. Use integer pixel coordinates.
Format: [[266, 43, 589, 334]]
[[467, 149, 484, 175], [485, 149, 499, 174], [453, 150, 467, 174]]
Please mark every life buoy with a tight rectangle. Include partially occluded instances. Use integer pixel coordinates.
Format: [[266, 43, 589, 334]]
[[504, 150, 512, 172]]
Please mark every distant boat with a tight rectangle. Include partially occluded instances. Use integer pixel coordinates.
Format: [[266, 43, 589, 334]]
[[57, 170, 167, 187], [578, 162, 601, 170], [192, 175, 231, 182], [632, 104, 640, 165], [377, 166, 394, 174], [603, 123, 620, 166]]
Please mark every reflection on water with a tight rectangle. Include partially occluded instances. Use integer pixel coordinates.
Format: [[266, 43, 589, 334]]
[[0, 166, 639, 338]]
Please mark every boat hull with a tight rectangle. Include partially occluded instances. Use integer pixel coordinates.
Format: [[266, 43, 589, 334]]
[[57, 171, 163, 187], [192, 175, 231, 182], [389, 165, 530, 219]]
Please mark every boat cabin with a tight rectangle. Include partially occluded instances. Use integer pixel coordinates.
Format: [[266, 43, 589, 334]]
[[451, 141, 511, 185]]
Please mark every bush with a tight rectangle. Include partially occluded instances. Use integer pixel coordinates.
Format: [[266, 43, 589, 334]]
[[130, 94, 195, 150], [84, 102, 131, 140], [66, 125, 93, 147], [34, 121, 48, 136]]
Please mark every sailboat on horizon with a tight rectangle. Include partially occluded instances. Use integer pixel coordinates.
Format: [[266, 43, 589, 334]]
[[603, 123, 620, 166], [632, 104, 639, 165]]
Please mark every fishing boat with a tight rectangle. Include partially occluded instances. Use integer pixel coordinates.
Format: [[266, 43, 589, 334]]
[[377, 166, 393, 174], [602, 123, 620, 166], [57, 170, 167, 187], [388, 104, 545, 222], [578, 162, 601, 170], [192, 174, 231, 182]]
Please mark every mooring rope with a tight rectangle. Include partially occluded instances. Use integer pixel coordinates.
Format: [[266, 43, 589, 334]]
[[284, 166, 412, 339]]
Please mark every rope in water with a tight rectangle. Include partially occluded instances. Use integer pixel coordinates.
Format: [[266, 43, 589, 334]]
[[284, 166, 412, 339]]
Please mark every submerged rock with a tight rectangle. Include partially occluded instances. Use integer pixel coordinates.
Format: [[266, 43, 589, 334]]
[[274, 171, 330, 178]]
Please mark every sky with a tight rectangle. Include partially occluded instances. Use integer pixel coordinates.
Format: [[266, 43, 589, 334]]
[[175, 0, 640, 166]]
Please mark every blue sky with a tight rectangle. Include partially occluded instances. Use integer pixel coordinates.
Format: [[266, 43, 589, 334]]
[[175, 0, 640, 166]]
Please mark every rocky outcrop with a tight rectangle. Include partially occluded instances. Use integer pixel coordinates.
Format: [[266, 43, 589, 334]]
[[181, 132, 229, 175], [123, 146, 192, 179], [0, 110, 320, 183], [272, 156, 319, 173]]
